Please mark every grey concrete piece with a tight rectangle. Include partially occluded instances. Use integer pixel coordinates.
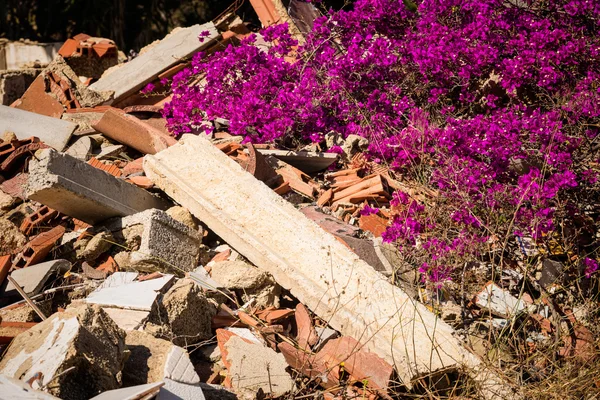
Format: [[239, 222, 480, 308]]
[[143, 135, 508, 397], [4, 259, 70, 296], [89, 382, 164, 400], [224, 335, 293, 398], [85, 274, 174, 311], [104, 209, 202, 274], [65, 136, 93, 160], [0, 105, 75, 151], [25, 149, 170, 224], [158, 379, 206, 400], [90, 23, 219, 103], [102, 308, 149, 331]]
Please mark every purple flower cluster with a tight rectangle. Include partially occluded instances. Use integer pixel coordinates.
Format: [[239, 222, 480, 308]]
[[163, 0, 600, 286]]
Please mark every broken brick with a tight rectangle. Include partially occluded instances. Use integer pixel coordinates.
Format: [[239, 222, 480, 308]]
[[87, 157, 123, 177], [0, 142, 49, 174], [93, 108, 176, 155], [296, 303, 318, 350], [12, 225, 66, 270], [358, 213, 388, 238], [19, 205, 59, 236]]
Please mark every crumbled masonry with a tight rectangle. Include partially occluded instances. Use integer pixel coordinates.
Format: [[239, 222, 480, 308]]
[[0, 2, 597, 399]]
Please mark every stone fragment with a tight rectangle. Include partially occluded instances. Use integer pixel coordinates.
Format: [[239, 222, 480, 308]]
[[90, 23, 219, 103], [143, 134, 499, 391], [224, 335, 293, 399], [26, 149, 169, 224], [210, 260, 280, 308], [0, 188, 19, 215], [3, 259, 70, 297], [95, 144, 125, 160], [0, 304, 126, 400], [166, 205, 198, 230], [104, 209, 201, 274], [0, 105, 75, 151], [154, 278, 214, 347], [78, 230, 114, 262], [65, 136, 93, 161], [0, 217, 26, 254], [123, 330, 200, 386]]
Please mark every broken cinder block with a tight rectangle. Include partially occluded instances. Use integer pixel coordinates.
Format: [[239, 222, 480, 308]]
[[103, 208, 202, 274], [26, 149, 169, 224]]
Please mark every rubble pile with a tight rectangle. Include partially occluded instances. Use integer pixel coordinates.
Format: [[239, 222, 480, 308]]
[[0, 2, 597, 400]]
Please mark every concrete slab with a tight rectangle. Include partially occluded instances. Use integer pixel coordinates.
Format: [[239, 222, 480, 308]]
[[0, 105, 75, 151], [157, 379, 206, 400], [4, 259, 70, 296], [89, 382, 164, 400], [26, 149, 170, 224], [85, 274, 174, 311], [90, 23, 219, 103], [143, 134, 500, 392]]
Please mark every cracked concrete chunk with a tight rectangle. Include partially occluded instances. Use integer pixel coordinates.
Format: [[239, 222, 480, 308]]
[[4, 259, 70, 296], [78, 230, 114, 262], [156, 278, 214, 347], [166, 206, 198, 231], [123, 330, 199, 387], [210, 260, 280, 308], [0, 304, 126, 400], [104, 209, 201, 274], [224, 335, 293, 399]]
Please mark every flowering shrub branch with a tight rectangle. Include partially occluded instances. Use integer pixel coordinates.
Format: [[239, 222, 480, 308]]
[[162, 0, 600, 286]]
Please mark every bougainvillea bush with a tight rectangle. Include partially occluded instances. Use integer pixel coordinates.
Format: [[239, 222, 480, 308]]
[[163, 0, 600, 286]]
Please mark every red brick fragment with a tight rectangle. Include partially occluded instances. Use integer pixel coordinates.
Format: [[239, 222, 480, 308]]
[[122, 157, 144, 176], [137, 271, 163, 282], [13, 74, 64, 118], [358, 213, 388, 238], [93, 108, 176, 155], [96, 255, 118, 274], [0, 173, 28, 200], [12, 225, 66, 270], [19, 205, 59, 236], [0, 142, 49, 173], [296, 303, 318, 350], [209, 249, 231, 264], [87, 157, 123, 177], [0, 254, 12, 287], [264, 308, 295, 324], [126, 176, 154, 189]]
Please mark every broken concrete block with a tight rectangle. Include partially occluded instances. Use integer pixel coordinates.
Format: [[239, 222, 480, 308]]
[[3, 259, 70, 297], [123, 330, 199, 386], [94, 144, 125, 160], [143, 134, 491, 388], [155, 278, 214, 347], [104, 209, 201, 274], [26, 149, 169, 224], [103, 308, 150, 331], [0, 105, 75, 151], [210, 260, 280, 308], [90, 23, 219, 103], [0, 304, 126, 400], [85, 272, 174, 311], [65, 136, 93, 161], [223, 335, 293, 399]]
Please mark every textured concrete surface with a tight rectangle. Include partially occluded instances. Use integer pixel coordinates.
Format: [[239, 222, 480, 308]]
[[143, 134, 492, 388], [90, 23, 219, 103], [0, 105, 75, 151], [26, 149, 169, 224], [104, 209, 201, 274]]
